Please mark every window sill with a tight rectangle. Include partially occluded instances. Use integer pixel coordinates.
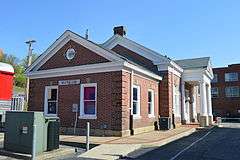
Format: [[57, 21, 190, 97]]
[[148, 115, 155, 118], [133, 115, 141, 119], [79, 115, 97, 119], [45, 114, 57, 117]]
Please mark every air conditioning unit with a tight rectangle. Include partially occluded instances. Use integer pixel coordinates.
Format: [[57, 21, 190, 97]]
[[159, 117, 171, 130]]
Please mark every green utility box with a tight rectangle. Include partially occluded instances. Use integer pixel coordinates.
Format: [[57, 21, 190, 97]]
[[4, 111, 59, 155]]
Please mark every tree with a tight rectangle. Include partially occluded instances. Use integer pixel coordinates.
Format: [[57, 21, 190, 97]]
[[0, 51, 38, 89], [21, 53, 39, 68]]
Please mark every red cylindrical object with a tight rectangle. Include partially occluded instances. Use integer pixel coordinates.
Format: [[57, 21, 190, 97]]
[[0, 62, 14, 101]]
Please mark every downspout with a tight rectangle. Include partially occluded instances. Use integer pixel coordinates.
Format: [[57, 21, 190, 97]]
[[129, 70, 134, 135]]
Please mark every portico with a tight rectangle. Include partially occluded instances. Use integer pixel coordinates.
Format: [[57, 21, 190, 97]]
[[176, 57, 214, 127]]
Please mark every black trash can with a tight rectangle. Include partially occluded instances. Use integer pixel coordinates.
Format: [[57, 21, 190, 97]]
[[159, 117, 171, 130], [47, 118, 60, 151]]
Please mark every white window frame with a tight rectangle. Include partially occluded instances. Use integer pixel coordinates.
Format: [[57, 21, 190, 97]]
[[44, 85, 58, 116], [212, 74, 218, 83], [211, 87, 219, 98], [225, 86, 240, 97], [173, 85, 181, 116], [132, 85, 141, 118], [148, 89, 155, 117], [80, 83, 97, 119], [225, 72, 238, 82]]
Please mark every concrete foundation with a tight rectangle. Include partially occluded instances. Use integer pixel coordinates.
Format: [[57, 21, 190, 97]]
[[208, 115, 213, 125], [199, 115, 209, 127], [181, 119, 187, 125]]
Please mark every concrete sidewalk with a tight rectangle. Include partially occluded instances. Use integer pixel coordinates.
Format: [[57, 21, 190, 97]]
[[60, 126, 198, 160]]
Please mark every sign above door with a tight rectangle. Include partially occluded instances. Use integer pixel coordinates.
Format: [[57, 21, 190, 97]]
[[58, 79, 80, 86]]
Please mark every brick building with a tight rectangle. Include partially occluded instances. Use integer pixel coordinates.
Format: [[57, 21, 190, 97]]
[[26, 26, 214, 136], [211, 64, 240, 117]]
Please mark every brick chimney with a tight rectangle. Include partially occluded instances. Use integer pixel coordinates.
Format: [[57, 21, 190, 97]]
[[113, 26, 126, 36]]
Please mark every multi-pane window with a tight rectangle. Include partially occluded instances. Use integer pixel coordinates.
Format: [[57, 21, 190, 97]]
[[212, 74, 218, 83], [132, 85, 140, 116], [211, 87, 219, 98], [173, 85, 181, 116], [148, 90, 154, 116], [44, 86, 58, 115], [80, 83, 97, 118], [225, 73, 238, 82], [225, 86, 240, 97]]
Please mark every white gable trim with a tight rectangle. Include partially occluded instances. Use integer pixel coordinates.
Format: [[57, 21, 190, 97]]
[[123, 62, 162, 80], [26, 61, 162, 81], [102, 35, 169, 64], [26, 30, 124, 73], [157, 65, 182, 77], [102, 35, 183, 74]]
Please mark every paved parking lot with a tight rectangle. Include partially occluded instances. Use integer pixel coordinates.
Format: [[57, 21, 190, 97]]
[[131, 126, 240, 160]]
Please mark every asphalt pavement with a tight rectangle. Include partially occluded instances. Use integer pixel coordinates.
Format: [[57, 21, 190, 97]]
[[128, 127, 240, 160]]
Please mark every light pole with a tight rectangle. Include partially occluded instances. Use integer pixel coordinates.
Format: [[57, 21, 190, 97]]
[[25, 39, 36, 107]]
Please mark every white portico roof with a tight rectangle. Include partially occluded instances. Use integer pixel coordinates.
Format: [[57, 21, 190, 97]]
[[0, 62, 14, 73], [175, 57, 214, 82], [175, 57, 210, 70]]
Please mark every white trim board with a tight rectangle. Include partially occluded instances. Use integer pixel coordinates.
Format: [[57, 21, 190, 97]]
[[44, 85, 58, 117], [79, 83, 97, 119], [27, 61, 162, 81], [26, 30, 124, 73]]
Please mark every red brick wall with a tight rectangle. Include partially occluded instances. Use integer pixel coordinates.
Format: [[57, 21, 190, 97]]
[[28, 71, 124, 131], [159, 71, 172, 117], [29, 70, 160, 132], [39, 40, 109, 70], [212, 64, 240, 117], [159, 71, 182, 125], [121, 71, 159, 130]]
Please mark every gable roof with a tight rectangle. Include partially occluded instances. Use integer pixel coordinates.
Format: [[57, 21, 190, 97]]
[[102, 34, 183, 73], [175, 57, 211, 69], [26, 30, 162, 81], [26, 30, 124, 73]]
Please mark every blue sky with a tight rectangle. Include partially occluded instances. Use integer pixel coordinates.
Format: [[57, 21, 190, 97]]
[[1, 0, 240, 67]]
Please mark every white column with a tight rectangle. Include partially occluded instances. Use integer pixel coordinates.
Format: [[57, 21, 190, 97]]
[[207, 84, 213, 116], [200, 81, 208, 116], [207, 83, 213, 125], [191, 86, 197, 122], [181, 81, 187, 124], [199, 81, 209, 126]]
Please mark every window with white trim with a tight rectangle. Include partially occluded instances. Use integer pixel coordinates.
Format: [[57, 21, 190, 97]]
[[132, 85, 140, 117], [148, 89, 154, 116], [225, 86, 239, 97], [80, 83, 97, 118], [225, 73, 238, 82], [44, 86, 58, 115], [212, 74, 218, 83], [173, 85, 181, 116], [211, 87, 219, 98]]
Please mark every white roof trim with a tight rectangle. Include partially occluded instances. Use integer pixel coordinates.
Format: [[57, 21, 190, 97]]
[[102, 35, 183, 73], [0, 62, 14, 73], [123, 62, 162, 81], [102, 35, 169, 64], [26, 30, 124, 73], [27, 61, 162, 81]]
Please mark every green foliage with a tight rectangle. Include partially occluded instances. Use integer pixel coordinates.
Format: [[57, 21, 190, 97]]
[[1, 52, 38, 89], [14, 65, 26, 88]]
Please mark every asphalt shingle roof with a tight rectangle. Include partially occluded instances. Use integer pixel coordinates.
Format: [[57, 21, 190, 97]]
[[175, 57, 210, 69]]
